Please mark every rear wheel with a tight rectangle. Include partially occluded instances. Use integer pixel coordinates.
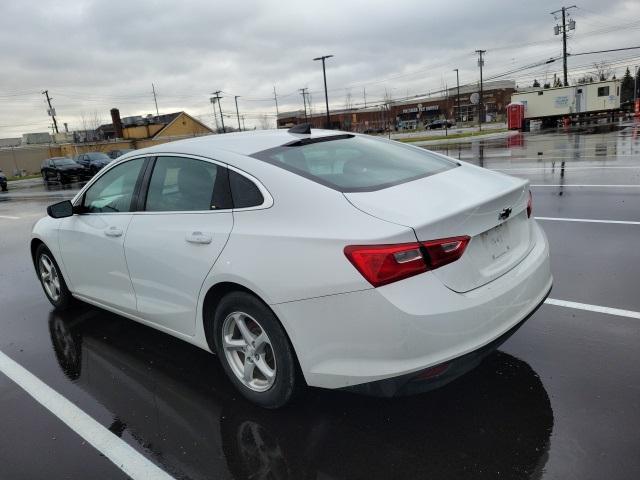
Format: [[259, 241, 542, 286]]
[[35, 244, 73, 310], [212, 291, 303, 408]]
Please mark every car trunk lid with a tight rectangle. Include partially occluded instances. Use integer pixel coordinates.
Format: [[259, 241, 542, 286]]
[[344, 163, 533, 292]]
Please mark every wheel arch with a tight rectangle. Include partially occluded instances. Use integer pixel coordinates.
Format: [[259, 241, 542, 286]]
[[201, 281, 304, 380], [30, 238, 46, 270]]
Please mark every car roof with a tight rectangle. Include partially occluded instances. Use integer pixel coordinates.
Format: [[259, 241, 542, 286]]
[[126, 128, 347, 158]]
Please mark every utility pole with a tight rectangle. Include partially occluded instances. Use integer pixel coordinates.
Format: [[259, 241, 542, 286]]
[[299, 88, 308, 122], [241, 115, 246, 131], [273, 86, 280, 128], [551, 6, 576, 86], [475, 50, 486, 130], [453, 69, 461, 123], [363, 87, 367, 108], [209, 97, 220, 132], [234, 96, 242, 131], [212, 91, 225, 133], [151, 83, 160, 117], [42, 90, 59, 133], [313, 55, 334, 128], [634, 66, 639, 103]]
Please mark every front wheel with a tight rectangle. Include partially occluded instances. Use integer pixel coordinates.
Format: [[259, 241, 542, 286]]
[[212, 291, 303, 408], [35, 244, 73, 310]]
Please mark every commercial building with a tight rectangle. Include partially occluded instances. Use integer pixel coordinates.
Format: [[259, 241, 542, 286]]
[[277, 80, 515, 131]]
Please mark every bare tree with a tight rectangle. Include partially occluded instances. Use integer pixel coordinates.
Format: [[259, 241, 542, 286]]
[[344, 89, 353, 110], [258, 115, 272, 130], [593, 61, 613, 81]]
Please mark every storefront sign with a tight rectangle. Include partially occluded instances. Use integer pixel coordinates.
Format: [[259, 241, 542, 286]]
[[402, 105, 439, 114]]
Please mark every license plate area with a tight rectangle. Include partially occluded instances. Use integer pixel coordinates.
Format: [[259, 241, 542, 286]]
[[481, 222, 511, 261]]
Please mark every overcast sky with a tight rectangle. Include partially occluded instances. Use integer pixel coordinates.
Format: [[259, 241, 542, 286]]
[[1, 0, 639, 136]]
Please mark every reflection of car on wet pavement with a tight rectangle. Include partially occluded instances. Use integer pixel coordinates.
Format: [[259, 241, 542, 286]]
[[0, 169, 7, 191], [31, 127, 552, 408], [41, 157, 86, 184], [48, 306, 554, 480]]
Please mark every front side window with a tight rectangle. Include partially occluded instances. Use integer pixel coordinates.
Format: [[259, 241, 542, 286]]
[[145, 156, 230, 212], [252, 135, 456, 192], [598, 86, 610, 97], [83, 158, 145, 213]]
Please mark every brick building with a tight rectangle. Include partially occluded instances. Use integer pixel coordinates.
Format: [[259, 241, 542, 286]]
[[277, 80, 515, 131]]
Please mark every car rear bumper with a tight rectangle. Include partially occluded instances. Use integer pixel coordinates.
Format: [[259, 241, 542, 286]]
[[272, 220, 552, 390], [340, 283, 550, 397]]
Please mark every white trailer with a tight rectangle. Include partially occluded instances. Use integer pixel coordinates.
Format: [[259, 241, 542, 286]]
[[511, 79, 621, 120]]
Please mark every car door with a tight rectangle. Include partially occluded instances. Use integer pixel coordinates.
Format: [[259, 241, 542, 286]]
[[124, 155, 234, 335], [58, 157, 148, 314]]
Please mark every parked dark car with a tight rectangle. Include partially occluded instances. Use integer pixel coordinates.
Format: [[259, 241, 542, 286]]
[[41, 157, 86, 184], [0, 169, 7, 191], [75, 152, 113, 175], [107, 148, 134, 159], [425, 119, 453, 130]]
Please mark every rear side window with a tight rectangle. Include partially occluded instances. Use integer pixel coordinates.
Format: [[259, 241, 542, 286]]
[[229, 170, 264, 208], [145, 156, 231, 212], [251, 135, 456, 192]]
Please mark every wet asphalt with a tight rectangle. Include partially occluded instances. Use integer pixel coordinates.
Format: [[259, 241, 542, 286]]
[[0, 123, 639, 479]]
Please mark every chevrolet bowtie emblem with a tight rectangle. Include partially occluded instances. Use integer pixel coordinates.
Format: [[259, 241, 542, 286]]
[[499, 207, 512, 221]]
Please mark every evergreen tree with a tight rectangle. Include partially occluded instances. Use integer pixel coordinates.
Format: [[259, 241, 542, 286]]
[[532, 79, 540, 87], [621, 67, 634, 105]]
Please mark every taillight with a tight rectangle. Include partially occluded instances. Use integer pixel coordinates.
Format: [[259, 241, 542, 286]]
[[421, 236, 470, 270], [527, 190, 532, 218], [344, 236, 470, 287]]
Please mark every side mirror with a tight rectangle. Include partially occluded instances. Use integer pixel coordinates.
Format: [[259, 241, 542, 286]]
[[47, 200, 74, 219]]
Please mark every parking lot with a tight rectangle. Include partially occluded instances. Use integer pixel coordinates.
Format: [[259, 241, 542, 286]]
[[0, 125, 639, 479]]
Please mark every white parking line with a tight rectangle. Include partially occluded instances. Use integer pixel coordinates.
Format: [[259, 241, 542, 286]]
[[535, 217, 640, 225], [530, 184, 640, 188], [545, 298, 640, 320], [0, 215, 20, 220], [0, 350, 175, 480]]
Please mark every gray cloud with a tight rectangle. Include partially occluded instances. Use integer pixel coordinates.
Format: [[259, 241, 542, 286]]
[[1, 0, 638, 135]]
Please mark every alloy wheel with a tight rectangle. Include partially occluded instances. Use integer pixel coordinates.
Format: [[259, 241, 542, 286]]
[[39, 254, 60, 302], [222, 312, 277, 392]]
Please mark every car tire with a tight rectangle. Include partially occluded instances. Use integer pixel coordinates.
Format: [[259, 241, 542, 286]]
[[35, 244, 73, 310], [212, 291, 304, 408], [1, 184, 6, 192], [56, 172, 64, 184]]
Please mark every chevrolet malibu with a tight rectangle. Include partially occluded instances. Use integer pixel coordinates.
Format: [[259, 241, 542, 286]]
[[31, 126, 552, 408]]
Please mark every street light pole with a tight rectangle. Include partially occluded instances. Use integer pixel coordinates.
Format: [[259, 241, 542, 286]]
[[453, 69, 461, 123], [475, 50, 486, 131], [314, 55, 333, 129]]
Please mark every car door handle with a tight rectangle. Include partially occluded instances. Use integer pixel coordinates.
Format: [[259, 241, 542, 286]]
[[104, 226, 123, 237], [185, 231, 212, 244]]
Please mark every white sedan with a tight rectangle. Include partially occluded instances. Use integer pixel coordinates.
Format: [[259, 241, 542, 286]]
[[31, 126, 552, 408]]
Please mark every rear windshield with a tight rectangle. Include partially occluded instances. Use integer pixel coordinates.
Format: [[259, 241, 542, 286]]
[[251, 135, 456, 192]]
